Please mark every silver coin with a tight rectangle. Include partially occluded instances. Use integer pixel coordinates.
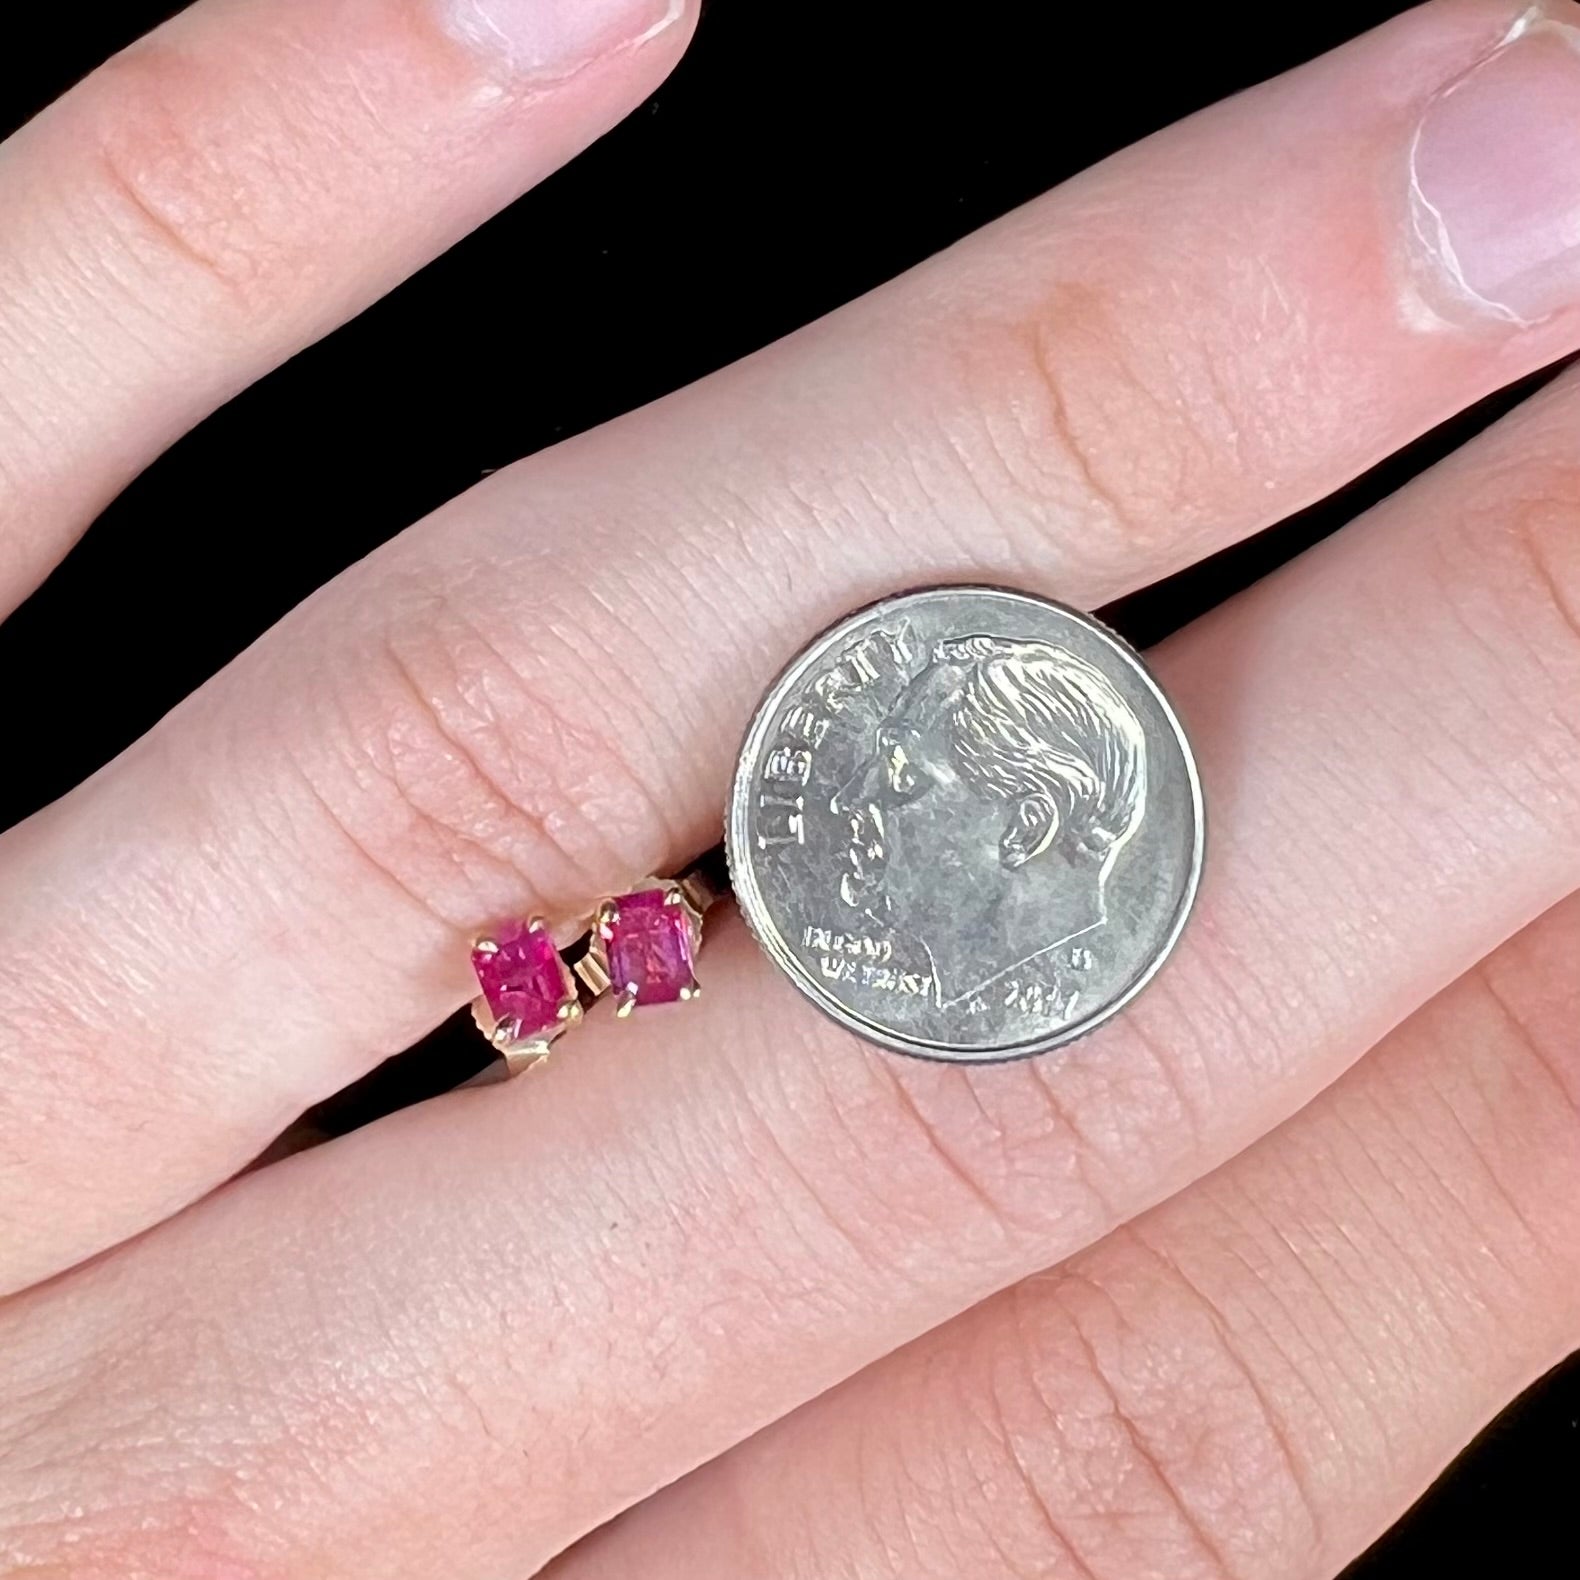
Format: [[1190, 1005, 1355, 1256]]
[[726, 586, 1204, 1063]]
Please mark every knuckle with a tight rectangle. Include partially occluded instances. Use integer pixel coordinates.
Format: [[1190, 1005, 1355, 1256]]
[[1465, 954, 1580, 1197], [935, 269, 1246, 584], [702, 1022, 1074, 1291], [77, 43, 331, 323], [288, 578, 677, 928], [778, 1035, 1180, 1267], [864, 1024, 1209, 1259], [793, 1043, 1112, 1260], [949, 1058, 1123, 1237], [1503, 476, 1580, 673], [973, 1251, 1321, 1580], [1433, 447, 1580, 768]]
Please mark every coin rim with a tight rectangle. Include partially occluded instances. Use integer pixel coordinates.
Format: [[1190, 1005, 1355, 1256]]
[[726, 584, 1207, 1065]]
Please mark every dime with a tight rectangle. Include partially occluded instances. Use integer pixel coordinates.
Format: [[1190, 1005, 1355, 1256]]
[[726, 586, 1204, 1063]]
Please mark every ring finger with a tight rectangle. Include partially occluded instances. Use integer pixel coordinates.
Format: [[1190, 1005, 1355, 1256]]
[[2, 351, 1579, 1575], [5, 0, 1580, 1291]]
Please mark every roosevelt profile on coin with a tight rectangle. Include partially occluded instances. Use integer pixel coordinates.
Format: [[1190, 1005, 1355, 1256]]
[[728, 585, 1203, 1064], [832, 633, 1148, 1011]]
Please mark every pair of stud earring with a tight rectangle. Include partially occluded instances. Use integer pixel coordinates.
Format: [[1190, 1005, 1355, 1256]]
[[468, 856, 724, 1076]]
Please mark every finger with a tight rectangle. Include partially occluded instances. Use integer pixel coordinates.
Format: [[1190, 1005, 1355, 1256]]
[[546, 894, 1580, 1580], [2, 362, 1580, 1575], [5, 0, 1580, 1291], [0, 0, 697, 613]]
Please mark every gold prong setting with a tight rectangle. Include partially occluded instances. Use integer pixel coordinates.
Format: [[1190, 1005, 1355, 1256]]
[[470, 915, 581, 1070], [587, 878, 705, 1017], [469, 857, 722, 1075]]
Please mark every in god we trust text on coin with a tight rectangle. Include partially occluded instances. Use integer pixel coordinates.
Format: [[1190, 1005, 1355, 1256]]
[[726, 586, 1205, 1063]]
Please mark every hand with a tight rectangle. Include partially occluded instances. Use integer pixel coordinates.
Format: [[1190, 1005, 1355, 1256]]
[[2, 2, 1579, 1576]]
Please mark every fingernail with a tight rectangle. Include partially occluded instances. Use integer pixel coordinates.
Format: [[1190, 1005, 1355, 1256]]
[[443, 0, 683, 78], [1412, 12, 1580, 324]]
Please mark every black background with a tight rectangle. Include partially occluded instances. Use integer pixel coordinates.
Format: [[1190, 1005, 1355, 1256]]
[[5, 2, 1577, 1574]]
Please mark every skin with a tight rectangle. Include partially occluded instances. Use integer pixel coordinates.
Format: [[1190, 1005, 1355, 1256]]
[[0, 1, 1578, 1576]]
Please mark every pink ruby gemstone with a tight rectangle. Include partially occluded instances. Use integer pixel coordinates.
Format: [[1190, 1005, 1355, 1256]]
[[606, 890, 696, 1006], [472, 922, 569, 1040]]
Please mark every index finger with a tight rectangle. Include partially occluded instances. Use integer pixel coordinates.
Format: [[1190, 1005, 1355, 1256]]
[[0, 0, 697, 613]]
